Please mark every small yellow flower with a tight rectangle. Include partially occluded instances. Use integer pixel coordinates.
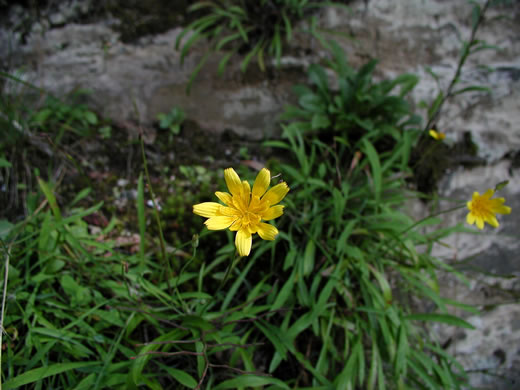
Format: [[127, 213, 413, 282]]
[[429, 129, 446, 141], [466, 189, 511, 230], [193, 168, 289, 256]]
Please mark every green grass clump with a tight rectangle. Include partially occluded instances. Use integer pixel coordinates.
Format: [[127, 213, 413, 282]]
[[1, 48, 475, 388], [176, 0, 349, 91]]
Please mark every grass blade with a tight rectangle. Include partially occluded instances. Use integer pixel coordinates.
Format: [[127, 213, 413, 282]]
[[3, 362, 100, 389]]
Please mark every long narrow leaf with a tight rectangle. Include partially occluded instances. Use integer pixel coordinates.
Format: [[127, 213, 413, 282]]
[[3, 362, 100, 389]]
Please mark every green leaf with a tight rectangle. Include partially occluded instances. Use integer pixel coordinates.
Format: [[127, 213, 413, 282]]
[[311, 113, 331, 130], [428, 91, 444, 121], [69, 187, 91, 207], [424, 66, 441, 88], [84, 111, 98, 125], [302, 240, 316, 277], [495, 180, 509, 191], [405, 313, 475, 329], [470, 43, 501, 54], [255, 321, 288, 360], [3, 362, 100, 389], [0, 157, 12, 168], [181, 315, 215, 331], [213, 375, 290, 389], [368, 265, 392, 305], [440, 297, 479, 315], [362, 138, 382, 205], [272, 268, 296, 310], [308, 64, 329, 96], [217, 50, 237, 76], [215, 32, 243, 51], [38, 178, 62, 222], [156, 363, 197, 388], [60, 274, 91, 305], [186, 51, 211, 94], [240, 39, 264, 73], [394, 324, 408, 378], [407, 353, 438, 388], [299, 93, 325, 112], [471, 2, 481, 29], [335, 337, 362, 389], [282, 9, 292, 41], [0, 219, 14, 239], [367, 338, 380, 390], [32, 108, 52, 125], [451, 85, 491, 96], [137, 173, 146, 264]]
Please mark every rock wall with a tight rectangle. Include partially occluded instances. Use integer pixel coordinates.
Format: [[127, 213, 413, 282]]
[[2, 0, 520, 387]]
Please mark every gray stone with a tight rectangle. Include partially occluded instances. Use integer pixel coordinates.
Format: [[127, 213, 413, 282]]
[[4, 22, 295, 140], [434, 304, 520, 389]]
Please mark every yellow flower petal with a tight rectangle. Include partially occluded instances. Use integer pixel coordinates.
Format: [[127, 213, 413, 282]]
[[257, 222, 279, 241], [215, 191, 233, 206], [224, 168, 242, 198], [219, 206, 241, 216], [229, 219, 242, 231], [246, 223, 258, 234], [466, 188, 511, 229], [235, 229, 252, 256], [252, 168, 270, 198], [495, 205, 512, 215], [205, 216, 236, 230], [482, 189, 494, 199], [241, 180, 251, 207], [262, 182, 289, 206], [429, 129, 446, 141], [193, 167, 289, 256], [484, 214, 499, 228], [193, 202, 222, 217], [261, 205, 284, 221]]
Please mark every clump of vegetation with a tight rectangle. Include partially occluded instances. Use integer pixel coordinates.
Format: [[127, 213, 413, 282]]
[[157, 106, 186, 137], [176, 0, 349, 91]]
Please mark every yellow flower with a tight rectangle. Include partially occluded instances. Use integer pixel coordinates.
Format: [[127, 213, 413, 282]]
[[193, 168, 289, 256], [466, 189, 511, 229], [429, 129, 446, 141]]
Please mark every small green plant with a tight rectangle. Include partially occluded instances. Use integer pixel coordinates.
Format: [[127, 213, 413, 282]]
[[411, 0, 499, 193], [0, 75, 100, 219], [422, 0, 494, 133], [98, 125, 112, 139], [30, 91, 99, 144], [157, 106, 185, 135], [176, 0, 349, 91], [281, 40, 421, 147]]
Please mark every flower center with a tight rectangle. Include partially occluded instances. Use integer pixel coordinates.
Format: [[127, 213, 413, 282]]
[[241, 211, 260, 226], [471, 198, 490, 216]]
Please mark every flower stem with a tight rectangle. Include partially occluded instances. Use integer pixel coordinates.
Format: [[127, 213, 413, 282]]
[[0, 242, 11, 390], [139, 133, 173, 295], [200, 250, 240, 314], [424, 0, 491, 132], [401, 204, 466, 235]]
